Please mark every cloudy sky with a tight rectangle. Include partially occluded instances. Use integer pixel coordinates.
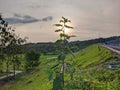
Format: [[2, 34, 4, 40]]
[[0, 0, 120, 42]]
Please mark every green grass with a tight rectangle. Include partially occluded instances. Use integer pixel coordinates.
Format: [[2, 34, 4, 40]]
[[0, 55, 57, 90], [0, 72, 7, 77], [66, 44, 119, 90], [0, 44, 119, 90], [75, 44, 116, 68]]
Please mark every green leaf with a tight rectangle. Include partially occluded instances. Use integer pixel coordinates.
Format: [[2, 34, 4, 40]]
[[53, 66, 59, 73], [45, 69, 53, 81], [50, 63, 59, 69], [54, 24, 62, 27], [48, 71, 53, 81], [61, 54, 66, 60], [57, 54, 61, 60], [64, 25, 73, 29], [61, 16, 71, 23], [55, 29, 62, 32], [58, 54, 66, 61], [62, 16, 66, 20], [67, 20, 71, 22], [60, 33, 64, 38], [64, 48, 69, 54], [59, 20, 64, 23], [56, 39, 63, 43], [66, 35, 70, 40], [52, 74, 63, 90]]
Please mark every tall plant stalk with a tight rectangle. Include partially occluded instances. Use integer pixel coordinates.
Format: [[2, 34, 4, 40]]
[[54, 17, 75, 90]]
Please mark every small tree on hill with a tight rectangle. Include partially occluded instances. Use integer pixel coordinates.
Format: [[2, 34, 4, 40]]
[[46, 17, 75, 90], [25, 50, 41, 71], [5, 35, 26, 77], [54, 17, 76, 90]]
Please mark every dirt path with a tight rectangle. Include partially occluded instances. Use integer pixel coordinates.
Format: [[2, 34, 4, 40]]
[[0, 70, 22, 80], [0, 70, 22, 86], [101, 44, 120, 55]]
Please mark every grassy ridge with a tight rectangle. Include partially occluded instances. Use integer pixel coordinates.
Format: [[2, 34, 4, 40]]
[[66, 45, 119, 89], [0, 44, 119, 90], [73, 44, 116, 68]]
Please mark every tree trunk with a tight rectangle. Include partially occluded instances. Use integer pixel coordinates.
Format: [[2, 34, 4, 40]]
[[0, 61, 2, 73], [13, 55, 16, 78], [6, 60, 9, 81], [13, 61, 16, 78], [62, 61, 64, 90]]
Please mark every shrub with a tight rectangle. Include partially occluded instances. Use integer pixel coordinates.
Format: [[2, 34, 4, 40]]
[[25, 50, 41, 70]]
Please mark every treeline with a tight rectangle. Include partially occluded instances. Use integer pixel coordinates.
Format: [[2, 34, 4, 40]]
[[23, 42, 56, 54], [23, 36, 120, 54]]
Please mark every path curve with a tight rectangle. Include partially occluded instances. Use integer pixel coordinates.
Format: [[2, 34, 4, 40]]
[[0, 70, 22, 80], [101, 44, 120, 55]]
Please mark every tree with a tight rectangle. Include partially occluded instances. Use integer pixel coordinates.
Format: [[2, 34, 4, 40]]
[[0, 14, 26, 78], [0, 14, 14, 77], [46, 17, 75, 90], [25, 50, 41, 71], [6, 36, 26, 77]]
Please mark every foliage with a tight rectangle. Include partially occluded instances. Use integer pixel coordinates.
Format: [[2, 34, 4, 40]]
[[0, 55, 55, 90], [52, 73, 63, 90], [0, 14, 26, 78], [46, 17, 76, 90], [64, 44, 119, 90], [25, 50, 41, 70], [24, 43, 57, 55], [0, 45, 120, 90]]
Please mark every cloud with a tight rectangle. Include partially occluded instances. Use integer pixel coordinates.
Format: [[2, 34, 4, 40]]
[[5, 14, 39, 24], [4, 14, 53, 24], [14, 13, 22, 18], [41, 16, 53, 22], [29, 4, 48, 9]]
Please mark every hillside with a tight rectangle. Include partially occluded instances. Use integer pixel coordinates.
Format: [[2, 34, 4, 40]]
[[0, 44, 119, 90], [23, 36, 120, 53], [73, 44, 116, 68], [66, 45, 120, 90]]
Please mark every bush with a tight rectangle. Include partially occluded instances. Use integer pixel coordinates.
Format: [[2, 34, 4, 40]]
[[25, 50, 41, 70]]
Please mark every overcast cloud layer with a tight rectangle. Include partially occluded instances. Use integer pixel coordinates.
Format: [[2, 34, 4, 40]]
[[0, 0, 120, 42]]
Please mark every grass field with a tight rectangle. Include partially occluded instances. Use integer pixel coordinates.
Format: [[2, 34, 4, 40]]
[[0, 44, 119, 90], [0, 55, 57, 90], [73, 44, 116, 68]]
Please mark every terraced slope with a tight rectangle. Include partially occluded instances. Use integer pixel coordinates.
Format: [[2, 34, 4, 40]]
[[0, 44, 119, 90], [73, 44, 116, 69]]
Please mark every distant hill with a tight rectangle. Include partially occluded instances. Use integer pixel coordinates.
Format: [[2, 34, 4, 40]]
[[23, 36, 120, 54], [105, 39, 120, 46]]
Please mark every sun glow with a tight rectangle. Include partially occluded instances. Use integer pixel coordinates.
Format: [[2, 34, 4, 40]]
[[64, 23, 73, 34], [64, 28, 70, 34]]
